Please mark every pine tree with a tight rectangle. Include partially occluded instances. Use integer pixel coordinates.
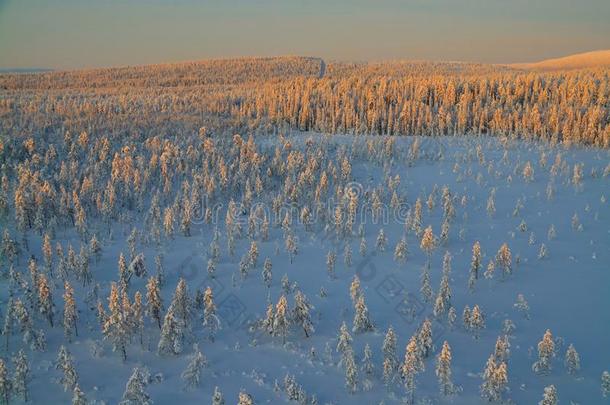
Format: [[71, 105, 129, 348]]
[[146, 276, 163, 329], [514, 294, 530, 319], [343, 244, 352, 267], [394, 238, 408, 265], [352, 295, 373, 333], [420, 267, 433, 303], [362, 343, 374, 375], [480, 354, 508, 402], [157, 307, 184, 356], [493, 335, 511, 364], [0, 359, 10, 405], [56, 345, 79, 392], [539, 385, 558, 405], [420, 226, 435, 266], [344, 348, 358, 394], [262, 258, 272, 289], [347, 275, 360, 304], [418, 318, 433, 358], [436, 341, 454, 396], [102, 283, 130, 361], [72, 384, 87, 405], [63, 281, 78, 342], [602, 371, 610, 398], [203, 287, 220, 341], [470, 241, 482, 281], [359, 237, 367, 257], [12, 350, 29, 402], [376, 228, 387, 252], [237, 390, 254, 405], [212, 386, 225, 405], [469, 305, 485, 339], [383, 326, 398, 371], [448, 307, 457, 329], [132, 291, 144, 345], [564, 344, 580, 375], [38, 273, 55, 327], [273, 295, 289, 344], [181, 347, 207, 390], [433, 274, 451, 320], [496, 243, 512, 278], [326, 250, 336, 279], [402, 335, 423, 404], [293, 290, 314, 338], [533, 329, 555, 375], [120, 367, 151, 405], [336, 322, 353, 367]]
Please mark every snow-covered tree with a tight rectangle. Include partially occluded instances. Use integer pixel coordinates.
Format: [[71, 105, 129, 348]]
[[362, 343, 374, 375], [0, 359, 10, 405], [402, 335, 424, 404], [344, 347, 358, 394], [293, 290, 314, 338], [12, 350, 29, 402], [469, 305, 485, 339], [120, 367, 151, 405], [237, 390, 253, 405], [376, 228, 387, 252], [262, 258, 273, 289], [273, 295, 289, 344], [352, 295, 374, 333], [72, 384, 87, 405], [394, 237, 408, 265], [480, 355, 508, 402], [539, 385, 558, 405], [533, 329, 555, 375], [102, 283, 130, 360], [181, 347, 207, 390], [146, 276, 163, 329], [212, 386, 225, 405], [56, 345, 79, 392], [436, 341, 454, 396], [63, 281, 78, 341], [203, 287, 220, 341], [602, 371, 610, 398], [564, 344, 580, 375], [418, 318, 433, 358]]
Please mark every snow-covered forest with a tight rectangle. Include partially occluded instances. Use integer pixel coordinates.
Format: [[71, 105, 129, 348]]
[[0, 57, 609, 404]]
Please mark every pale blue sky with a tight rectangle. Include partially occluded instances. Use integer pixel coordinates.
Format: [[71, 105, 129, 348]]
[[1, 0, 609, 69]]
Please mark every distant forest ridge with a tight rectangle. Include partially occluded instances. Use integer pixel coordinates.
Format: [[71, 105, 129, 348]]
[[0, 54, 609, 147]]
